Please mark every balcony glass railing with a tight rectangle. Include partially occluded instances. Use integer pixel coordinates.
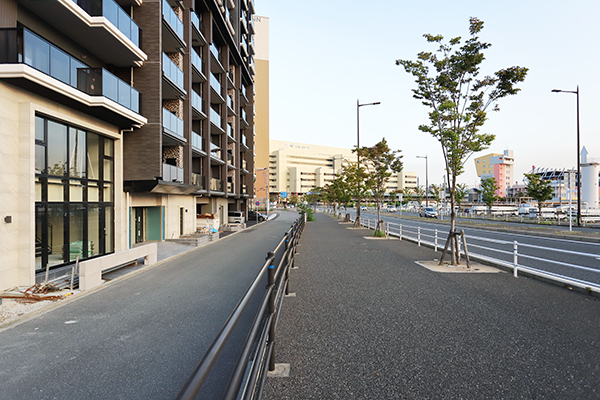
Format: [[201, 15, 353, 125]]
[[191, 48, 203, 74], [1, 28, 141, 113], [162, 163, 183, 183], [241, 134, 248, 147], [192, 131, 203, 150], [227, 124, 234, 139], [210, 73, 221, 95], [210, 177, 222, 191], [163, 108, 184, 138], [210, 108, 222, 127], [191, 90, 203, 114], [162, 0, 184, 43], [227, 152, 233, 165], [191, 12, 204, 34], [241, 108, 247, 123], [71, 0, 141, 47], [241, 85, 247, 99], [227, 94, 233, 110], [242, 159, 247, 170], [210, 43, 220, 61], [191, 173, 205, 189], [163, 52, 184, 90]]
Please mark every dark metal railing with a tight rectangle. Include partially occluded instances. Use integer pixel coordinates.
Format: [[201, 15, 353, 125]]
[[176, 215, 306, 400]]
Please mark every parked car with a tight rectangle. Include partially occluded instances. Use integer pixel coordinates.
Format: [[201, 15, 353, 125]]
[[419, 207, 438, 218], [387, 206, 397, 212], [228, 210, 244, 223], [247, 210, 267, 222], [360, 206, 368, 211]]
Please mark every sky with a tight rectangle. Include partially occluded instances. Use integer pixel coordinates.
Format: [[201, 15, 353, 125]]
[[256, 0, 600, 187]]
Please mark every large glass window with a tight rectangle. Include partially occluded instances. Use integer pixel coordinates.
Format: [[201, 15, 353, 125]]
[[34, 115, 115, 271]]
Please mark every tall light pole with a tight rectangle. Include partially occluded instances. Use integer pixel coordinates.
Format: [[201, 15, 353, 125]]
[[552, 86, 581, 226], [356, 99, 381, 220], [416, 155, 428, 207]]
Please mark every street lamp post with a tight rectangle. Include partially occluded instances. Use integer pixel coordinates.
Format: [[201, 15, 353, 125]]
[[552, 86, 581, 227], [356, 99, 381, 221], [416, 155, 428, 207]]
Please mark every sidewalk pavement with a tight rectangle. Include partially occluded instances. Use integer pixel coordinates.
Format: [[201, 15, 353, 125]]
[[262, 213, 600, 399]]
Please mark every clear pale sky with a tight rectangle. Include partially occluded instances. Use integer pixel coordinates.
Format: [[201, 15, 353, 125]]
[[257, 0, 600, 187]]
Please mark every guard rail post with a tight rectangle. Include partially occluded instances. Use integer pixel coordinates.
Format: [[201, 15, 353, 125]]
[[418, 226, 421, 246], [399, 224, 402, 241], [266, 251, 276, 371], [513, 241, 518, 278], [284, 233, 290, 295], [435, 229, 438, 252]]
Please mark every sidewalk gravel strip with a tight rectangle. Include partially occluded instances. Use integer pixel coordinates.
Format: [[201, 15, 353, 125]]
[[262, 213, 600, 399]]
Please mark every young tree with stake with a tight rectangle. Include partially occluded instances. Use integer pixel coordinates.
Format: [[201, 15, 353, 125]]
[[396, 17, 528, 265]]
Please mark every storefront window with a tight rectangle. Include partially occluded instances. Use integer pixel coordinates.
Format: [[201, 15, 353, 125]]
[[34, 115, 114, 271]]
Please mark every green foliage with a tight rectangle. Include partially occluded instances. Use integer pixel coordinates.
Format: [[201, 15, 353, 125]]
[[297, 204, 315, 221], [481, 177, 499, 210], [396, 17, 528, 213], [454, 183, 469, 206], [354, 138, 403, 225], [524, 173, 553, 217], [288, 194, 300, 206], [373, 230, 386, 238], [429, 184, 444, 204]]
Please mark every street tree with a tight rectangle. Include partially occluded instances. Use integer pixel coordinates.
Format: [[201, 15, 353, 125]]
[[524, 173, 553, 222], [454, 183, 469, 210], [288, 194, 300, 208], [481, 177, 499, 213], [413, 186, 425, 205], [396, 17, 528, 265], [354, 138, 403, 236], [401, 187, 413, 206], [430, 184, 444, 206], [342, 160, 372, 227]]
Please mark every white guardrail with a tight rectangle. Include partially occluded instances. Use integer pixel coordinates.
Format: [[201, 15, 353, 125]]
[[343, 213, 600, 294]]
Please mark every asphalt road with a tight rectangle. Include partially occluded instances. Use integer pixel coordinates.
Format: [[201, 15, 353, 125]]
[[0, 211, 301, 400], [350, 209, 600, 285]]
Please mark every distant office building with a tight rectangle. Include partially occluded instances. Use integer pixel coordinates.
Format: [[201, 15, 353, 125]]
[[474, 150, 514, 198], [268, 140, 417, 198]]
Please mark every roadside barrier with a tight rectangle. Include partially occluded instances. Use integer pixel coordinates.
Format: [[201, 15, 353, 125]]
[[352, 215, 600, 294], [176, 214, 306, 400]]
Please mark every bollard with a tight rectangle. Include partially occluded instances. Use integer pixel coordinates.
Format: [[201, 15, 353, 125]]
[[513, 241, 518, 277], [435, 229, 438, 252], [399, 224, 402, 241], [418, 226, 421, 246]]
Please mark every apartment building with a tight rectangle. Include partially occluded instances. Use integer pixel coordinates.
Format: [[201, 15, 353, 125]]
[[269, 140, 417, 197], [0, 0, 255, 289], [252, 14, 268, 208], [474, 149, 514, 197]]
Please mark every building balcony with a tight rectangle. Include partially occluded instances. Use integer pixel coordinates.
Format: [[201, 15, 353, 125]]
[[0, 27, 145, 126], [209, 108, 224, 135], [240, 85, 249, 105], [227, 95, 235, 115], [210, 72, 224, 103], [17, 0, 146, 67], [227, 123, 235, 141], [248, 37, 255, 56], [241, 159, 249, 173], [240, 15, 248, 35], [240, 41, 248, 58], [191, 48, 206, 83], [162, 108, 185, 143], [162, 163, 184, 183], [248, 16, 255, 34], [191, 90, 206, 120], [240, 108, 249, 128], [191, 131, 205, 153], [162, 52, 185, 99], [227, 181, 234, 193], [240, 134, 249, 150], [210, 43, 225, 73], [248, 0, 255, 14], [210, 177, 223, 192], [240, 184, 248, 195], [162, 0, 186, 52], [227, 151, 234, 168], [191, 173, 205, 189], [226, 70, 235, 88], [210, 142, 224, 164], [191, 11, 207, 46]]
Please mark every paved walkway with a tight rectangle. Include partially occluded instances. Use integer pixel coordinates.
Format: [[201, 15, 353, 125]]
[[262, 213, 600, 399]]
